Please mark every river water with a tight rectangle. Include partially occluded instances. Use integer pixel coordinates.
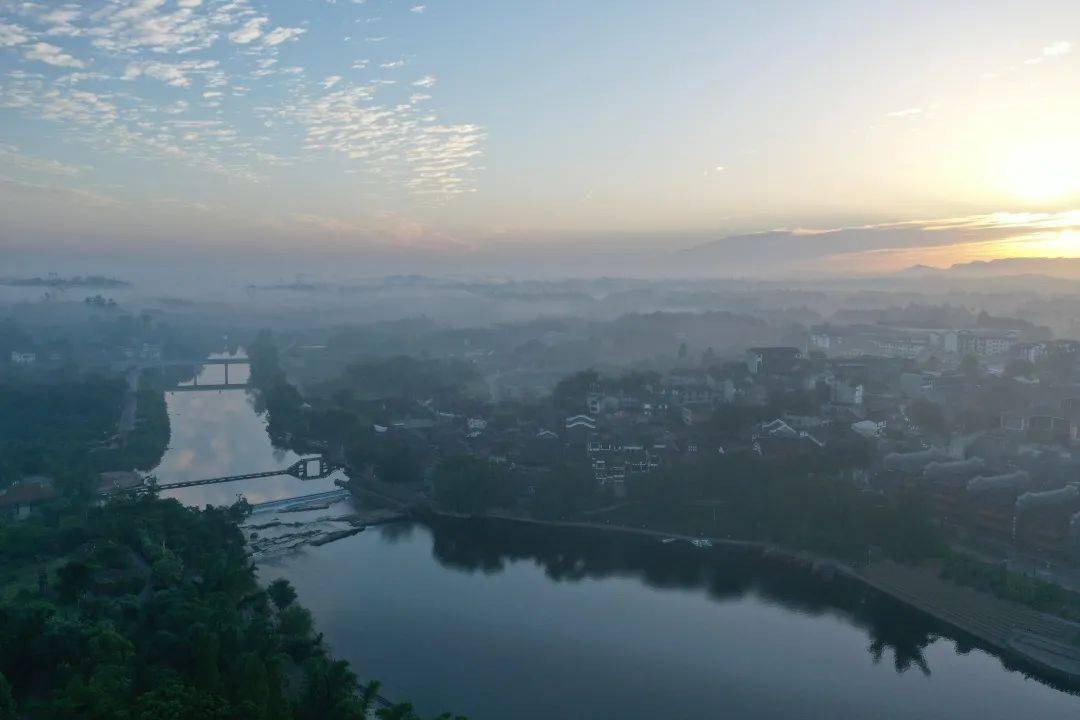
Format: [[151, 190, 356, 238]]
[[159, 361, 1079, 719], [151, 358, 342, 507]]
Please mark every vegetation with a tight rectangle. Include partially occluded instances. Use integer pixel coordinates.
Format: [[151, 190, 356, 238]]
[[614, 452, 943, 563], [119, 373, 171, 471], [941, 554, 1080, 626], [0, 376, 127, 482], [0, 370, 170, 485], [248, 331, 306, 443], [432, 456, 513, 515], [0, 490, 462, 719]]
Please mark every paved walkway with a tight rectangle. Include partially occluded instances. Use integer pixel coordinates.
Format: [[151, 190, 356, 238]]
[[859, 560, 1080, 681]]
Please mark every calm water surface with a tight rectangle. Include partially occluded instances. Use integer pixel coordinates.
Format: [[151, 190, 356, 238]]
[[151, 358, 341, 506], [161, 362, 1079, 719]]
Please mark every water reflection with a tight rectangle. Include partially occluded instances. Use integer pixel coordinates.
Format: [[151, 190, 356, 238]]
[[424, 518, 945, 678], [152, 363, 341, 506], [264, 519, 1079, 720]]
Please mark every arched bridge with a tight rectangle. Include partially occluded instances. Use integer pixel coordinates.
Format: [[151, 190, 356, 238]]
[[107, 456, 339, 495]]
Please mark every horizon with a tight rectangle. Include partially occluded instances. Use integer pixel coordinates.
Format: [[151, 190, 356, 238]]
[[2, 1, 1080, 275]]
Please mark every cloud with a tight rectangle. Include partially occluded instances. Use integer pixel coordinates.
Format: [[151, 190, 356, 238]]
[[0, 21, 30, 47], [86, 0, 227, 54], [885, 107, 921, 118], [1023, 40, 1073, 66], [0, 0, 484, 205], [0, 176, 123, 209], [24, 42, 86, 68], [1043, 40, 1072, 57], [123, 59, 219, 88], [0, 144, 90, 177], [274, 78, 484, 198], [263, 26, 306, 46], [228, 16, 268, 44], [40, 7, 82, 37], [684, 211, 1080, 275], [290, 213, 362, 233], [410, 5, 426, 13]]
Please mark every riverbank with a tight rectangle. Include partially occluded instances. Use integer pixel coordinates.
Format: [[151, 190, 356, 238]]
[[423, 506, 1080, 688], [343, 473, 1080, 688]]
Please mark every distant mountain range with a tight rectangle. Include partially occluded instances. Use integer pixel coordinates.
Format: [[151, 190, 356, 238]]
[[0, 275, 131, 288], [899, 258, 1080, 279]]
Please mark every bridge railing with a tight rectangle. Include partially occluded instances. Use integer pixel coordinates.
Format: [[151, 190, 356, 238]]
[[102, 456, 339, 495]]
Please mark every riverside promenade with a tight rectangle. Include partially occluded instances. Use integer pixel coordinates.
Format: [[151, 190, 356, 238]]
[[857, 559, 1080, 686]]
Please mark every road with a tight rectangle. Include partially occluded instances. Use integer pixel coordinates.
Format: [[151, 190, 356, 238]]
[[117, 368, 139, 439]]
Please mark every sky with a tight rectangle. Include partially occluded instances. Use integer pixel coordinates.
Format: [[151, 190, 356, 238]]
[[2, 0, 1080, 276]]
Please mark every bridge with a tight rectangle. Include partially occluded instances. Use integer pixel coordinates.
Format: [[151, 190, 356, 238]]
[[107, 456, 339, 495], [167, 356, 250, 391]]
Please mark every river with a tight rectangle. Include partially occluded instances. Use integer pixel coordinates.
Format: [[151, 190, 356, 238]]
[[158, 360, 1079, 719], [151, 356, 343, 507]]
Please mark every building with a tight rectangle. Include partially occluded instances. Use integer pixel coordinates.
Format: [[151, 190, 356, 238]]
[[9, 351, 36, 365], [0, 476, 56, 519], [921, 458, 986, 518], [829, 377, 864, 406], [964, 471, 1031, 539], [565, 415, 597, 431], [872, 338, 928, 359], [851, 420, 885, 438], [899, 372, 937, 399], [883, 448, 952, 474], [1015, 484, 1080, 554], [744, 347, 802, 375], [945, 331, 1018, 358]]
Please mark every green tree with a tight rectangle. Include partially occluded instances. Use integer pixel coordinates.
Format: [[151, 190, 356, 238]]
[[551, 370, 599, 413], [1004, 358, 1034, 379], [299, 656, 360, 720], [377, 703, 419, 720], [267, 578, 298, 610], [0, 672, 16, 720], [192, 627, 221, 695], [56, 560, 93, 603], [959, 353, 980, 380], [907, 398, 948, 436], [132, 681, 231, 720]]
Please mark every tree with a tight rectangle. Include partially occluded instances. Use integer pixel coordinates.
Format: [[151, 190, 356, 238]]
[[377, 703, 419, 720], [551, 370, 599, 413], [1003, 358, 1034, 379], [907, 399, 947, 436], [192, 627, 221, 695], [379, 444, 422, 485], [433, 455, 512, 515], [959, 354, 980, 381], [56, 560, 93, 603], [299, 657, 360, 720], [0, 672, 16, 720], [132, 681, 231, 720], [267, 578, 298, 611]]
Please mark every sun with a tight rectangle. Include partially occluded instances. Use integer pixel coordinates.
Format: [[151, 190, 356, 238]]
[[997, 138, 1080, 204], [1009, 230, 1080, 258]]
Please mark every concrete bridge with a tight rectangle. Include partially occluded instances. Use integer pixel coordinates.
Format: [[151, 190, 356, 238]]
[[167, 356, 250, 390], [106, 457, 339, 495]]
